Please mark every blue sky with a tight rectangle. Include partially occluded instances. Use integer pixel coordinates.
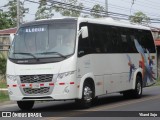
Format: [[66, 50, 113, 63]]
[[1, 0, 160, 27]]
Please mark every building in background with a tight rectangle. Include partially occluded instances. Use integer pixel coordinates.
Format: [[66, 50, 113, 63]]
[[0, 27, 17, 51], [151, 27, 160, 77], [0, 28, 17, 56]]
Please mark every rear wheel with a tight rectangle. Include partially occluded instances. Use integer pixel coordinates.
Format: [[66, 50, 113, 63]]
[[123, 76, 142, 98], [75, 82, 94, 108], [17, 101, 34, 110], [132, 76, 142, 98]]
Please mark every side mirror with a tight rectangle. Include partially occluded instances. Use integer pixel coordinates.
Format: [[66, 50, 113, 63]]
[[81, 26, 88, 39], [9, 33, 14, 44]]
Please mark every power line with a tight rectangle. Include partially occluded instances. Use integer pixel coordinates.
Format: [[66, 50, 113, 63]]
[[24, 0, 160, 24], [81, 0, 160, 19]]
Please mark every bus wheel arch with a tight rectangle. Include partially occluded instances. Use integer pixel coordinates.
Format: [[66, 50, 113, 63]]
[[133, 72, 143, 98], [132, 69, 142, 89], [76, 77, 95, 108], [123, 71, 143, 98]]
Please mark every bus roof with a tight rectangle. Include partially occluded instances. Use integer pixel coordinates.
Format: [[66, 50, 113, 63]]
[[21, 17, 150, 30], [78, 17, 150, 30]]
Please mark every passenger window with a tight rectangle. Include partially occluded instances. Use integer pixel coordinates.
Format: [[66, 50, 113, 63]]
[[89, 24, 105, 53], [107, 27, 122, 53], [135, 30, 155, 53]]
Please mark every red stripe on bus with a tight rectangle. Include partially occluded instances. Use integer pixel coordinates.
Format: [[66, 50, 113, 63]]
[[49, 83, 54, 86], [70, 82, 74, 84], [40, 83, 44, 86], [59, 83, 65, 85], [21, 84, 25, 87], [13, 85, 17, 87]]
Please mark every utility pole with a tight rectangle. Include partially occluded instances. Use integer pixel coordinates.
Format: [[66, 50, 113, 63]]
[[105, 0, 108, 17], [17, 0, 20, 28]]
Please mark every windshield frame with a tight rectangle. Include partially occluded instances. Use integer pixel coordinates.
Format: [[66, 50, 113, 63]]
[[8, 19, 77, 64]]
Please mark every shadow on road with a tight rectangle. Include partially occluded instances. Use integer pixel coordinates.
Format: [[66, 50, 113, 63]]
[[22, 94, 154, 112]]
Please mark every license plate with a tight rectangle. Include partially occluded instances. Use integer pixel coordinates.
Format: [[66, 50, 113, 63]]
[[31, 83, 40, 88]]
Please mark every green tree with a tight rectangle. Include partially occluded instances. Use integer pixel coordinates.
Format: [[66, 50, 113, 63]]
[[52, 0, 83, 17], [91, 4, 105, 18], [129, 11, 150, 24], [5, 0, 28, 26], [35, 0, 54, 20], [0, 52, 7, 80], [0, 11, 14, 29]]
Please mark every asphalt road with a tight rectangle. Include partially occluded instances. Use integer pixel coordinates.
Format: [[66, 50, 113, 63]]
[[0, 86, 160, 120]]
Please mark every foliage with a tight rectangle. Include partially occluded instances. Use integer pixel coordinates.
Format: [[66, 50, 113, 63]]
[[0, 52, 7, 80], [91, 4, 105, 18], [0, 11, 14, 30], [52, 0, 83, 17], [129, 11, 150, 24], [0, 80, 7, 88], [35, 0, 54, 20], [0, 91, 9, 102], [5, 0, 28, 26]]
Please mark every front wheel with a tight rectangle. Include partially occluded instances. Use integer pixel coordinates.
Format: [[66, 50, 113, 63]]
[[17, 101, 34, 110], [75, 82, 93, 108]]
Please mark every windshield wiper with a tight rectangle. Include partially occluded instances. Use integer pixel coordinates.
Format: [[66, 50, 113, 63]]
[[37, 52, 66, 58], [13, 52, 39, 61]]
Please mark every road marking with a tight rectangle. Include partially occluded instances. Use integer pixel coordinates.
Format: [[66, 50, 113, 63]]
[[43, 95, 160, 120]]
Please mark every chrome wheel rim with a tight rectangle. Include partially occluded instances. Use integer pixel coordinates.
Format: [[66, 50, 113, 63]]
[[84, 86, 92, 102], [137, 82, 141, 95]]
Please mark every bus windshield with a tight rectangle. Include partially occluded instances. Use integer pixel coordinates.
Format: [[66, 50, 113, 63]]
[[9, 22, 77, 60]]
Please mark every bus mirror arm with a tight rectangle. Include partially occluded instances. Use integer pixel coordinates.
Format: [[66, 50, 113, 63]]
[[78, 26, 88, 39]]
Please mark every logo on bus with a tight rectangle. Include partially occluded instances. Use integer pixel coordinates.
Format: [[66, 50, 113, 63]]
[[33, 76, 39, 80]]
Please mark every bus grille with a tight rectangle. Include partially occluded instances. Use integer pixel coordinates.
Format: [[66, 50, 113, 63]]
[[23, 87, 50, 94], [20, 74, 53, 83]]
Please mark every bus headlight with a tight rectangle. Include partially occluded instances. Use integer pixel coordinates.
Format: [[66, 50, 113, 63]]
[[56, 71, 75, 79], [6, 75, 19, 81]]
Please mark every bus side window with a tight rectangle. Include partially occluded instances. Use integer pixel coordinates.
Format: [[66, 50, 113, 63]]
[[130, 34, 137, 53], [107, 27, 121, 53], [141, 30, 156, 53]]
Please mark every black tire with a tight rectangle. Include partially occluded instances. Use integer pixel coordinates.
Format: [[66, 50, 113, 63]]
[[132, 76, 142, 98], [75, 82, 94, 108], [92, 96, 98, 105], [17, 101, 34, 110], [123, 76, 142, 99]]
